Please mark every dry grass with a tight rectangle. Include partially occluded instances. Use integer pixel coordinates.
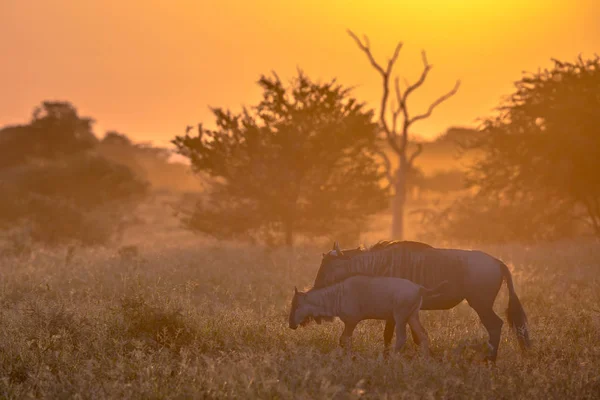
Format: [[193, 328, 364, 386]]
[[1, 233, 599, 399]]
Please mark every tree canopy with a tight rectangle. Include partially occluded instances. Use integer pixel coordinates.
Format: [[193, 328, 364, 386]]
[[0, 101, 149, 250], [423, 55, 600, 243], [172, 70, 388, 246], [0, 101, 97, 169]]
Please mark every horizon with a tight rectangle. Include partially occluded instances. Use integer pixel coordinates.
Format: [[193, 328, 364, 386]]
[[1, 1, 598, 147]]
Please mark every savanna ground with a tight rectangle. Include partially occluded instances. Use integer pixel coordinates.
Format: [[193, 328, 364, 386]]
[[1, 193, 600, 399]]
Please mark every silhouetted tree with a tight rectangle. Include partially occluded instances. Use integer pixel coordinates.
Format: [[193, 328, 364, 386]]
[[0, 102, 149, 248], [416, 193, 580, 245], [97, 131, 203, 192], [0, 154, 148, 246], [0, 101, 97, 169], [465, 55, 600, 237], [348, 30, 460, 240], [102, 130, 134, 146], [419, 55, 600, 243], [172, 70, 388, 246]]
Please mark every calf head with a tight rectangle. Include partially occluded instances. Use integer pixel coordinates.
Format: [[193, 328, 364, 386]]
[[288, 287, 315, 329]]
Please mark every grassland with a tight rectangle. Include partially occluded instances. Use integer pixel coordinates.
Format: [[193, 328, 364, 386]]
[[1, 226, 599, 399], [0, 192, 599, 399]]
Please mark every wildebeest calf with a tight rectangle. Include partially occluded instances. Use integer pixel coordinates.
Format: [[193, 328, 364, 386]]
[[289, 276, 447, 355]]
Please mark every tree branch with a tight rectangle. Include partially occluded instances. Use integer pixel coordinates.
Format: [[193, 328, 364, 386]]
[[391, 77, 402, 137], [393, 77, 410, 153], [395, 52, 432, 154], [408, 80, 461, 126], [407, 142, 423, 167], [404, 51, 433, 101], [578, 195, 600, 235], [395, 51, 459, 154], [586, 195, 600, 236], [347, 29, 403, 154], [374, 145, 393, 184], [347, 30, 387, 76]]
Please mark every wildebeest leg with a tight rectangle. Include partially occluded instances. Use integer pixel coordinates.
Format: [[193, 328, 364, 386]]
[[383, 319, 395, 357], [410, 327, 422, 346], [339, 321, 357, 353], [464, 256, 504, 361], [470, 304, 503, 362], [407, 312, 430, 357]]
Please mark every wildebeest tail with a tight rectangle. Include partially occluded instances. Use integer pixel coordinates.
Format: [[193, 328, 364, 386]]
[[419, 280, 449, 299], [500, 261, 531, 351]]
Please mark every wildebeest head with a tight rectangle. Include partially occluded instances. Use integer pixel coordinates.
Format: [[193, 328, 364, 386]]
[[313, 241, 355, 289], [288, 287, 313, 329]]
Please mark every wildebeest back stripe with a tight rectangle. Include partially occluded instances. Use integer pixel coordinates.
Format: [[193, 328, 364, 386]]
[[319, 244, 465, 292]]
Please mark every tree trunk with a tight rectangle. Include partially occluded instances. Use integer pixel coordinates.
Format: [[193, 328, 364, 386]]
[[391, 163, 407, 240], [580, 196, 600, 237], [589, 210, 600, 237], [284, 221, 294, 247], [591, 197, 600, 237]]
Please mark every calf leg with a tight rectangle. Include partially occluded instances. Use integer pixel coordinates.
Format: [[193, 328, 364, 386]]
[[339, 322, 357, 353], [383, 319, 395, 357], [392, 310, 409, 353], [393, 322, 408, 353], [389, 318, 421, 347]]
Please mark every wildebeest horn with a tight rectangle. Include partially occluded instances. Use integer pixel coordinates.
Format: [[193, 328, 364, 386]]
[[294, 286, 298, 294], [334, 241, 343, 256]]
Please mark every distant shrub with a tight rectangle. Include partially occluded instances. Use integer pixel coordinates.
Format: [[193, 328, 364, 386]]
[[0, 153, 148, 249], [97, 131, 204, 193], [462, 56, 600, 238], [0, 101, 97, 169], [416, 193, 581, 244], [419, 169, 467, 193], [119, 290, 195, 351]]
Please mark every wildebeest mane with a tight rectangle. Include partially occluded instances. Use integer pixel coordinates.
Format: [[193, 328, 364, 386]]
[[314, 240, 462, 292], [368, 240, 434, 252]]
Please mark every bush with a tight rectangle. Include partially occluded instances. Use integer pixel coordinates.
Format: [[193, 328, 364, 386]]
[[119, 290, 195, 352], [416, 193, 581, 244], [172, 70, 387, 246], [0, 153, 148, 248]]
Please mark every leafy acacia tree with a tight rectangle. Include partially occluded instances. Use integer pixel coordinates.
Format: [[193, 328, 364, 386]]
[[464, 55, 600, 237], [172, 71, 388, 246], [348, 30, 460, 240]]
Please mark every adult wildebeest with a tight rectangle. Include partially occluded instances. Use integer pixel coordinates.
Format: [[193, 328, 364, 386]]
[[289, 276, 448, 355], [312, 240, 530, 361]]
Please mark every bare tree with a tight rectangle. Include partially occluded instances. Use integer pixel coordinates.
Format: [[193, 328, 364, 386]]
[[348, 30, 460, 239]]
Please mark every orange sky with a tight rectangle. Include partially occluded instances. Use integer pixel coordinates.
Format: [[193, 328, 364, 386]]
[[1, 1, 598, 147]]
